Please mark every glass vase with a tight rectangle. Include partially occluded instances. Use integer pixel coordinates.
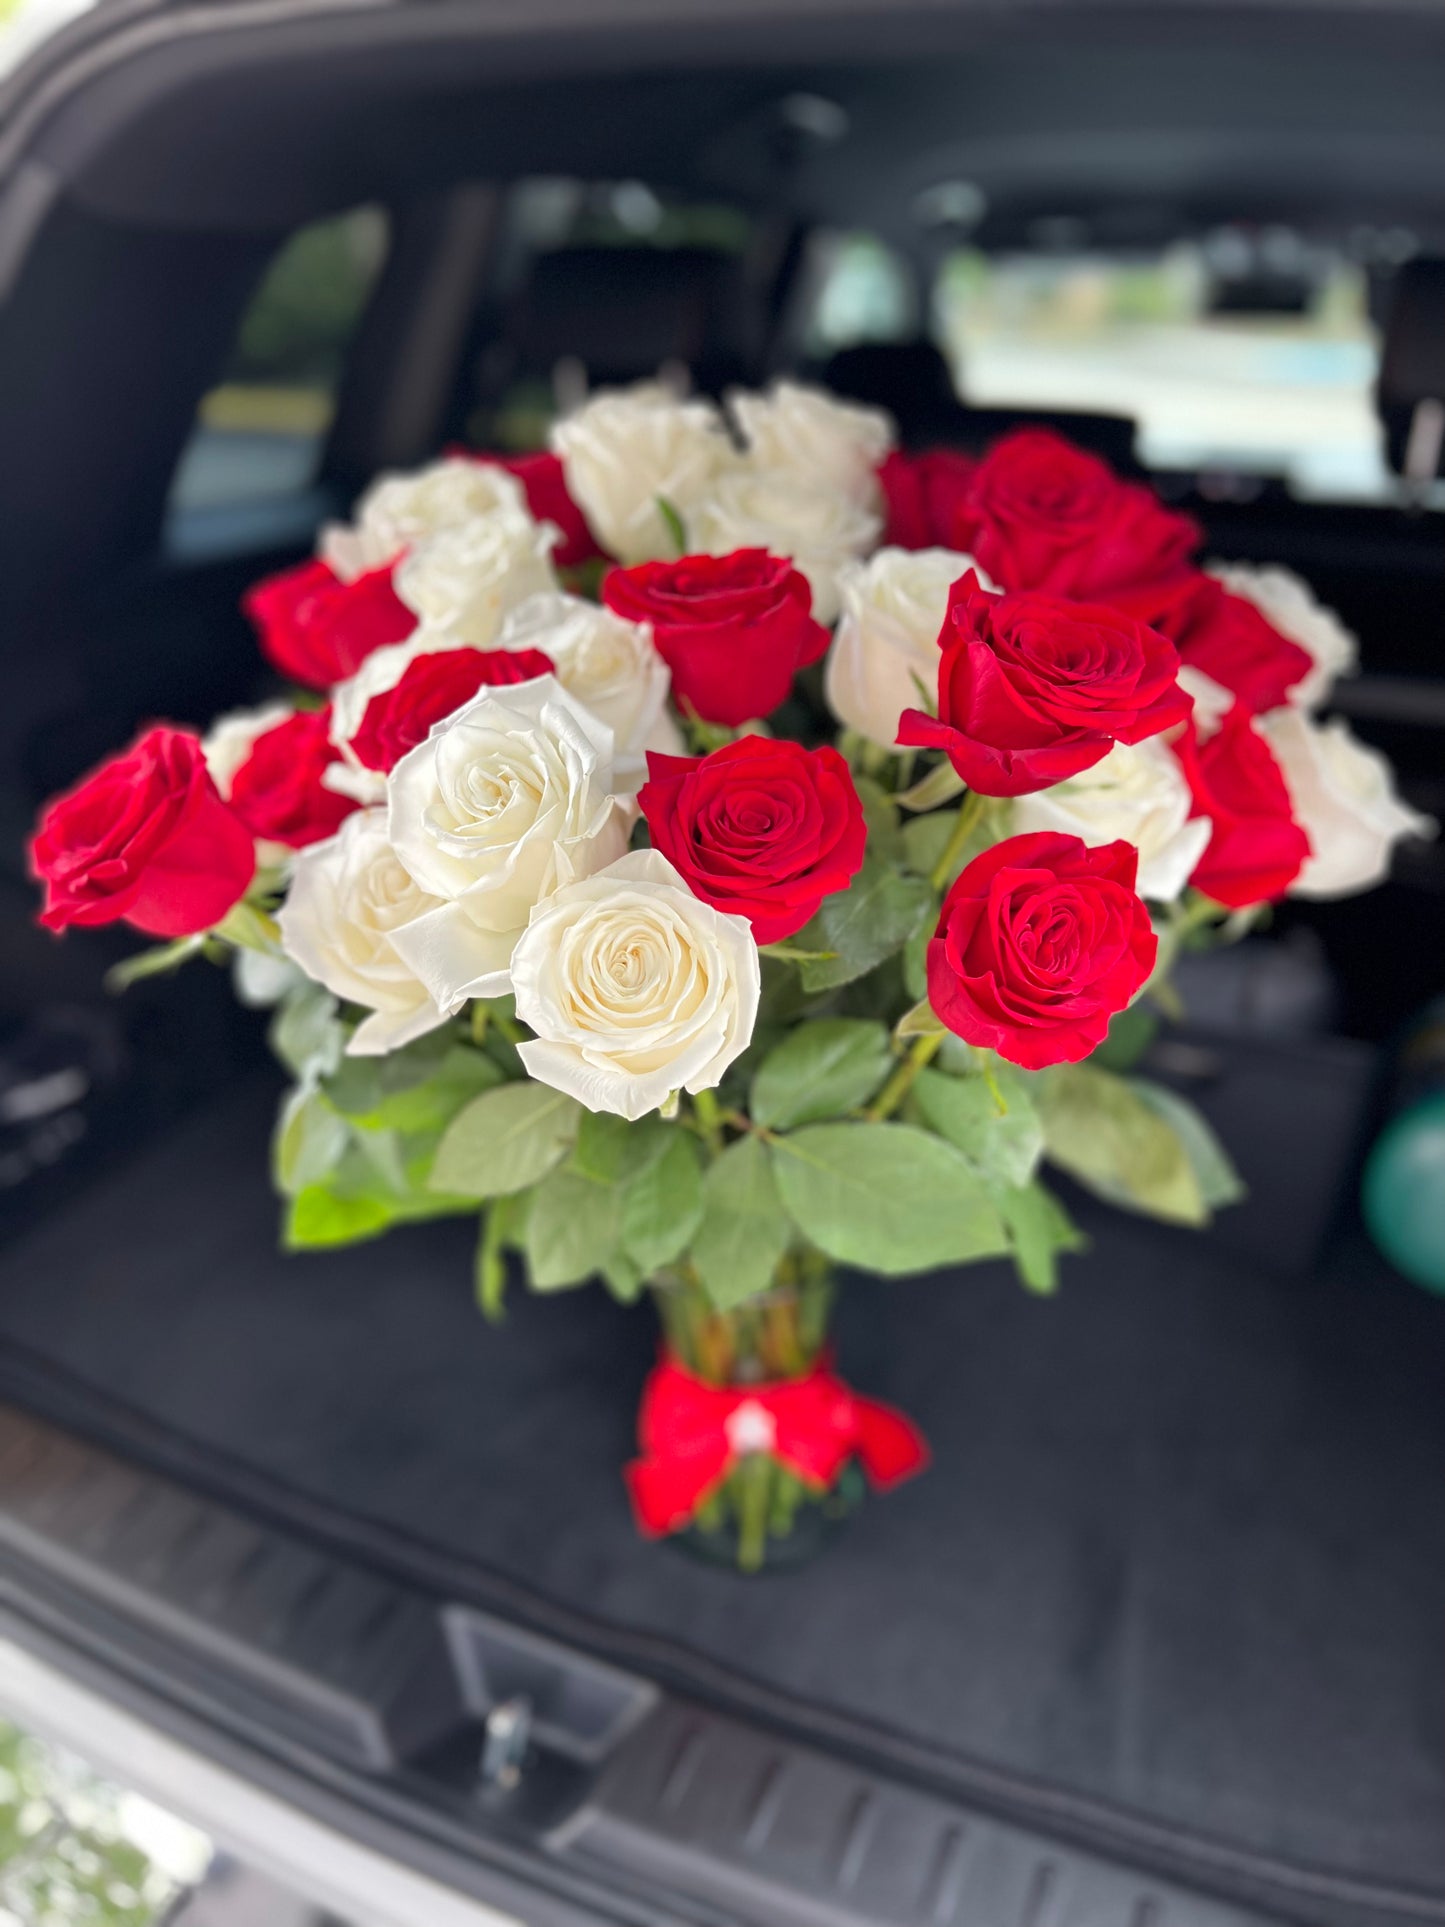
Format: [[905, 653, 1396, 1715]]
[[647, 1250, 863, 1574]]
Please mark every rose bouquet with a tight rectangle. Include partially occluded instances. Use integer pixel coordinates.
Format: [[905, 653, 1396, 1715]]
[[31, 383, 1434, 1571]]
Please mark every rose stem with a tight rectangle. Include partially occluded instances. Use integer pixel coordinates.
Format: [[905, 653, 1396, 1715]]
[[690, 1087, 726, 1159], [865, 1031, 945, 1123], [929, 789, 987, 892]]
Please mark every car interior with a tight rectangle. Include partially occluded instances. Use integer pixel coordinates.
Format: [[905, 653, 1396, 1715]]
[[2, 4, 1445, 1923]]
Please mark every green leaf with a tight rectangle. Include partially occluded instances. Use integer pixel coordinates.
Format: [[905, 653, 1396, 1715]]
[[655, 493, 688, 555], [912, 1064, 1044, 1188], [429, 1083, 581, 1198], [373, 1047, 503, 1133], [853, 775, 904, 864], [750, 1019, 893, 1130], [620, 1132, 704, 1273], [601, 1253, 647, 1304], [798, 857, 932, 993], [691, 1136, 795, 1311], [323, 1030, 445, 1113], [894, 997, 944, 1041], [771, 1122, 1009, 1275], [273, 1086, 349, 1197], [213, 899, 283, 954], [284, 1185, 395, 1251], [105, 933, 208, 992], [901, 809, 960, 880], [523, 1166, 621, 1289], [269, 982, 345, 1082], [570, 1109, 673, 1185], [1037, 1063, 1208, 1226], [895, 760, 965, 812], [1129, 1078, 1246, 1212], [1090, 1002, 1161, 1073], [328, 1042, 501, 1134], [903, 916, 932, 1003], [988, 1179, 1086, 1294]]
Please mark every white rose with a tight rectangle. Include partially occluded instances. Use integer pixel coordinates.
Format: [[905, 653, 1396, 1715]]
[[826, 547, 987, 747], [728, 379, 893, 508], [690, 469, 882, 624], [1011, 737, 1213, 903], [277, 808, 449, 1057], [512, 848, 760, 1120], [385, 675, 628, 1008], [496, 592, 678, 792], [1176, 664, 1234, 740], [1208, 562, 1359, 710], [550, 383, 730, 564], [319, 457, 529, 581], [1259, 707, 1435, 899], [393, 511, 558, 647]]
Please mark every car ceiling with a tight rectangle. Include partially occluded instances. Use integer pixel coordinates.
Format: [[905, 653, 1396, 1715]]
[[4, 2, 1445, 248]]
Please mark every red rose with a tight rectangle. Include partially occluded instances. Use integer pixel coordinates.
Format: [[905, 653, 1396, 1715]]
[[877, 448, 978, 550], [963, 429, 1198, 598], [228, 709, 357, 849], [1120, 572, 1313, 714], [350, 646, 555, 774], [488, 452, 603, 569], [1173, 705, 1310, 909], [243, 558, 415, 689], [602, 549, 828, 726], [897, 572, 1192, 797], [639, 737, 866, 943], [30, 726, 255, 937], [926, 831, 1157, 1069]]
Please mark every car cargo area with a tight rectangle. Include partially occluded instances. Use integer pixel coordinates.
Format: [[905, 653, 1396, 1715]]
[[3, 8, 1445, 1926], [2, 1031, 1445, 1927]]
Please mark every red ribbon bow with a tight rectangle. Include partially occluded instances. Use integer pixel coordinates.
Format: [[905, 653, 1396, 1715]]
[[624, 1352, 930, 1537]]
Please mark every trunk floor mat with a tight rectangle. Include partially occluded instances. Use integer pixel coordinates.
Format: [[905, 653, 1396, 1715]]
[[0, 1045, 1441, 1916]]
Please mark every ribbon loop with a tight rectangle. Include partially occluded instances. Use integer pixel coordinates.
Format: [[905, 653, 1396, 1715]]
[[624, 1352, 929, 1538]]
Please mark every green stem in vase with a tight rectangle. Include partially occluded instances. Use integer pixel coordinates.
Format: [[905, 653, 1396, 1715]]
[[734, 1455, 774, 1572]]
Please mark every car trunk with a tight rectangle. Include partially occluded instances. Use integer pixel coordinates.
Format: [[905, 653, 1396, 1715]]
[[4, 7, 1445, 1925]]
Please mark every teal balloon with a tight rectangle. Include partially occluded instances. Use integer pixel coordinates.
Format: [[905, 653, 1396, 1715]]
[[1363, 1093, 1445, 1294]]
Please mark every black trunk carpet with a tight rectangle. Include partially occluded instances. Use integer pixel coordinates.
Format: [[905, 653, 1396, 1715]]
[[1, 1036, 1442, 1924]]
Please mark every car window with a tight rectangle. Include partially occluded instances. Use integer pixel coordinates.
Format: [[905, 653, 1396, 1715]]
[[805, 224, 1436, 507], [934, 239, 1400, 502], [166, 205, 388, 520]]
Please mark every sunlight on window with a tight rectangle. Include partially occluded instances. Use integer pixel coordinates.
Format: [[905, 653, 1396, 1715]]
[[935, 245, 1387, 501]]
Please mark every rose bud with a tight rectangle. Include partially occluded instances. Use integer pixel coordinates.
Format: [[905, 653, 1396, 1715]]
[[243, 558, 415, 689], [925, 831, 1157, 1070], [30, 725, 255, 937], [602, 549, 829, 726], [639, 737, 867, 945], [897, 571, 1192, 797]]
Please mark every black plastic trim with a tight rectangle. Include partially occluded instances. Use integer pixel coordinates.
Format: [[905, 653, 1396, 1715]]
[[0, 1390, 1307, 1927]]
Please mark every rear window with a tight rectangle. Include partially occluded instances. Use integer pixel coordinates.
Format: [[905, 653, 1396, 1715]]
[[807, 228, 1434, 506], [167, 205, 388, 519]]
